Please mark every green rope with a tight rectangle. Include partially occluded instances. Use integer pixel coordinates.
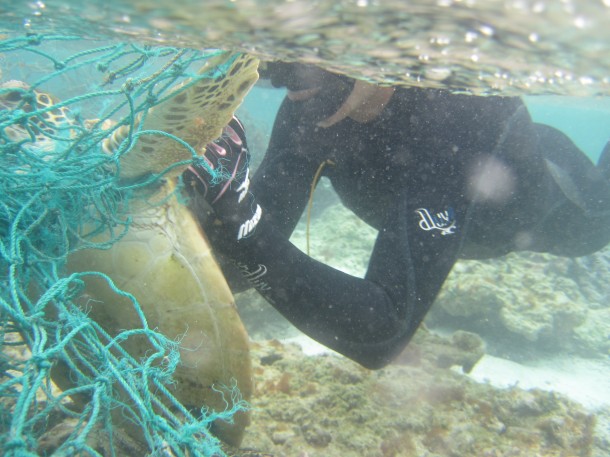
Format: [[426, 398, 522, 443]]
[[0, 34, 247, 456]]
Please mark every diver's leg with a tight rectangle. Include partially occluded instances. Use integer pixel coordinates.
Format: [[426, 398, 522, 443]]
[[534, 124, 610, 256]]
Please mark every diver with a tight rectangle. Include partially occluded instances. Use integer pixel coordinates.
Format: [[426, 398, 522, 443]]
[[184, 63, 610, 370]]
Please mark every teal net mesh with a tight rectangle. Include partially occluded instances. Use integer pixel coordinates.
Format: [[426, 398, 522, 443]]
[[0, 34, 247, 456]]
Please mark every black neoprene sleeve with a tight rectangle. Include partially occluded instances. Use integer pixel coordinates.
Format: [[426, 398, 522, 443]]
[[209, 184, 464, 369]]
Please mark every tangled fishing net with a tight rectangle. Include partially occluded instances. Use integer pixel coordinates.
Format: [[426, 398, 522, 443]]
[[0, 34, 247, 456]]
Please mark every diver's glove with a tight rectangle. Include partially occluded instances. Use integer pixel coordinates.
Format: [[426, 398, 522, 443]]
[[184, 116, 262, 242]]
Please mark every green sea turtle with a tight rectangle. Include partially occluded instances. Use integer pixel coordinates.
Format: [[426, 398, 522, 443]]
[[1, 51, 259, 448]]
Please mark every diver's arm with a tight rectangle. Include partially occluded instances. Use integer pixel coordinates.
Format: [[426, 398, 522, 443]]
[[208, 190, 463, 369], [187, 98, 322, 292], [248, 98, 321, 238], [190, 113, 464, 368]]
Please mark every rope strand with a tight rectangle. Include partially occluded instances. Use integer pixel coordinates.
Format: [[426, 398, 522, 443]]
[[306, 159, 335, 256]]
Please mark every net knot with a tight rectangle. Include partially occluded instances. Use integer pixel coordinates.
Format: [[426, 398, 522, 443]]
[[146, 93, 158, 106], [169, 62, 185, 76], [122, 78, 135, 93], [30, 354, 52, 370], [11, 109, 28, 123], [95, 376, 111, 389], [25, 33, 42, 46], [4, 437, 29, 451]]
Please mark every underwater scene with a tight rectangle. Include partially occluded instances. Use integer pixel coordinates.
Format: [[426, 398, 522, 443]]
[[1, 1, 610, 456]]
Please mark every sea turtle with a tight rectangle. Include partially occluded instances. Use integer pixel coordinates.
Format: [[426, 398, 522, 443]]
[[1, 51, 259, 448]]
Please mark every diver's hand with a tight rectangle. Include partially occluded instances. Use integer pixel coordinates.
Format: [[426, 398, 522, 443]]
[[184, 116, 262, 241], [317, 81, 395, 128]]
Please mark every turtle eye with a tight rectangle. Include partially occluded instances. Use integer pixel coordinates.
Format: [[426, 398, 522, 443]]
[[37, 93, 51, 106], [3, 90, 23, 104]]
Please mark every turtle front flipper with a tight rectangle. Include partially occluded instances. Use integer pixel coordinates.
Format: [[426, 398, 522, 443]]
[[105, 52, 259, 181]]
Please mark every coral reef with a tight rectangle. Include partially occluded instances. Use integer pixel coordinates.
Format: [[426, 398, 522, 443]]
[[239, 335, 596, 457], [431, 248, 610, 356]]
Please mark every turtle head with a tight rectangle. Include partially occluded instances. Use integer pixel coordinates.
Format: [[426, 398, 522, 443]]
[[104, 53, 259, 182], [1, 80, 76, 153]]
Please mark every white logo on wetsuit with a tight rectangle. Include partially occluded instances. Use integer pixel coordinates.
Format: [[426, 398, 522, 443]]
[[236, 262, 271, 291], [236, 167, 250, 203], [415, 207, 456, 235], [237, 203, 262, 240]]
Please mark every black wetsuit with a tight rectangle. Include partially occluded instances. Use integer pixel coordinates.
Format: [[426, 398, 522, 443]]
[[205, 87, 610, 369]]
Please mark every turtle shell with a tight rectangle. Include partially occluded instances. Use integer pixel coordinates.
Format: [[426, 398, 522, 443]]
[[65, 52, 259, 446], [67, 180, 252, 446]]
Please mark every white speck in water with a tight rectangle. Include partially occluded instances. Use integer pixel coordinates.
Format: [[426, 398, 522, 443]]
[[430, 36, 451, 46], [514, 231, 534, 250], [425, 67, 451, 81], [470, 54, 479, 62], [465, 31, 478, 43], [467, 156, 516, 203], [573, 16, 588, 29], [357, 0, 369, 7], [528, 32, 539, 43], [479, 25, 494, 36], [579, 76, 594, 85]]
